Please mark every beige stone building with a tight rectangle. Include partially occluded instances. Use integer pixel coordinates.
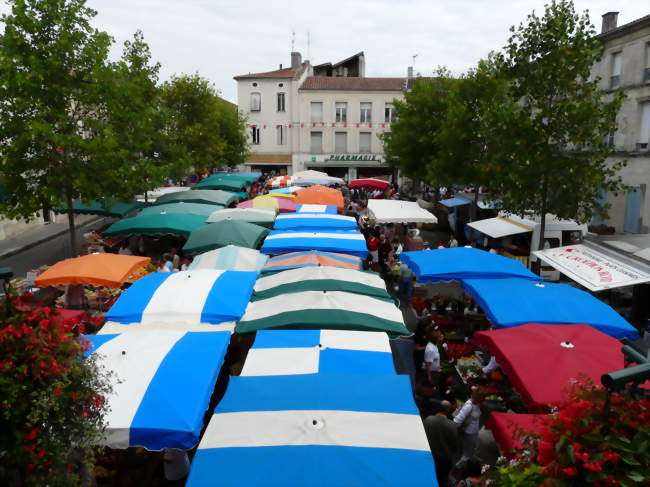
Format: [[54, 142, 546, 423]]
[[592, 12, 650, 233]]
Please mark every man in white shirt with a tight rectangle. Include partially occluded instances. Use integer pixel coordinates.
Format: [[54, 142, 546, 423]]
[[423, 333, 441, 385], [453, 388, 484, 469]]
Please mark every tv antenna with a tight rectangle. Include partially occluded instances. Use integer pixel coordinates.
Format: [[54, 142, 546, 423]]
[[291, 31, 295, 52], [412, 53, 419, 69], [307, 31, 311, 60]]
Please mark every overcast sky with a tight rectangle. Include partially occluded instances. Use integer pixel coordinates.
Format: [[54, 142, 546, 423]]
[[1, 1, 648, 102]]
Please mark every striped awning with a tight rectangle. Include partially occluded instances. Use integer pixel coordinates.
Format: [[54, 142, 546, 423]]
[[190, 245, 269, 273], [185, 374, 436, 486], [273, 213, 358, 231], [241, 329, 395, 376], [85, 330, 231, 450], [295, 204, 338, 214], [261, 230, 368, 257], [261, 251, 363, 273]]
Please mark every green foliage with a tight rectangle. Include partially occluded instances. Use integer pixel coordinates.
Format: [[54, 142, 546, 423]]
[[0, 297, 112, 486], [488, 0, 626, 242], [158, 74, 249, 176]]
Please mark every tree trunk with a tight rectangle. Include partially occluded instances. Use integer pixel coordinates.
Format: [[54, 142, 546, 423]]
[[65, 186, 77, 257], [534, 175, 549, 275], [470, 185, 479, 222]]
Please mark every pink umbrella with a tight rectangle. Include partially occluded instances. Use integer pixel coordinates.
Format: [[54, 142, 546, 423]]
[[237, 195, 296, 213], [349, 178, 390, 190]]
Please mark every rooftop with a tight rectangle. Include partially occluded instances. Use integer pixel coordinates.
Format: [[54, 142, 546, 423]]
[[300, 77, 405, 91], [234, 67, 299, 80], [597, 13, 650, 40]]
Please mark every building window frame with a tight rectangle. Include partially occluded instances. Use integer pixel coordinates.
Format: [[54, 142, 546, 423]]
[[277, 92, 286, 112], [644, 42, 650, 84], [310, 131, 323, 154], [250, 92, 261, 112], [276, 125, 286, 145], [334, 131, 348, 153], [360, 102, 372, 123], [311, 101, 323, 123], [335, 102, 347, 123], [610, 51, 622, 90], [384, 102, 394, 123], [251, 125, 260, 145], [359, 131, 372, 153]]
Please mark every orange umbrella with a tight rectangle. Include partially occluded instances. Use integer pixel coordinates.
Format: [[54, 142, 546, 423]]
[[294, 185, 344, 213], [35, 254, 151, 288]]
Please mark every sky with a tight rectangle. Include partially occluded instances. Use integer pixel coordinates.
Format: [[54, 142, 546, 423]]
[[1, 1, 648, 102]]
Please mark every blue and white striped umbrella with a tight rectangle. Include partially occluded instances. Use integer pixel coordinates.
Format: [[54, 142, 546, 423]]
[[273, 213, 358, 231], [295, 204, 338, 214], [186, 374, 437, 487], [105, 270, 257, 325], [85, 330, 231, 450], [241, 329, 395, 376], [190, 245, 269, 273], [260, 230, 368, 257]]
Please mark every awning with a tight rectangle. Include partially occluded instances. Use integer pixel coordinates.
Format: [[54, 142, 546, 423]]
[[486, 413, 544, 454], [261, 230, 368, 258], [467, 216, 533, 238], [367, 200, 437, 224], [439, 196, 472, 208], [534, 243, 650, 291], [273, 213, 358, 231]]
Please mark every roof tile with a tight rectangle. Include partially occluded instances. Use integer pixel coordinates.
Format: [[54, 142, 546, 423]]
[[300, 77, 406, 91]]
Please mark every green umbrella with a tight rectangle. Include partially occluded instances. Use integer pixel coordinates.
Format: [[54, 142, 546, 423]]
[[206, 208, 276, 227], [194, 176, 248, 192], [103, 213, 207, 237], [138, 202, 221, 217], [183, 220, 270, 254], [153, 189, 237, 207], [54, 199, 144, 218]]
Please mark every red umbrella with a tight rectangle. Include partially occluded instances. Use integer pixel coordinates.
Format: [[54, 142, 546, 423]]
[[486, 412, 545, 455], [473, 324, 624, 411], [349, 178, 390, 190]]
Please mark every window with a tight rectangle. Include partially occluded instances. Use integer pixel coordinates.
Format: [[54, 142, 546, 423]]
[[251, 125, 260, 145], [606, 131, 615, 148], [250, 92, 261, 111], [335, 102, 347, 123], [385, 102, 394, 123], [277, 92, 286, 112], [360, 102, 372, 123], [610, 52, 622, 89], [310, 131, 323, 153], [638, 102, 650, 151], [276, 125, 286, 145], [359, 132, 372, 153], [311, 102, 323, 122], [335, 132, 347, 152], [645, 43, 650, 83]]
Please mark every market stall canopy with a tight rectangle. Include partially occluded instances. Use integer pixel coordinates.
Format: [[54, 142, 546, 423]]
[[222, 190, 248, 201], [236, 290, 409, 336], [105, 270, 257, 325], [194, 174, 255, 191], [85, 330, 231, 450], [533, 243, 650, 291], [153, 189, 237, 207], [439, 196, 472, 208], [266, 192, 296, 199], [212, 171, 261, 180], [293, 177, 344, 187], [268, 185, 301, 194], [461, 278, 638, 339], [237, 195, 296, 212], [367, 200, 437, 224], [252, 266, 391, 301], [136, 186, 186, 203], [473, 324, 626, 409], [349, 178, 390, 190], [190, 245, 269, 272], [273, 213, 358, 231], [466, 216, 533, 239], [400, 248, 541, 283], [241, 329, 394, 376], [183, 220, 270, 254], [103, 213, 207, 237], [207, 208, 276, 227], [266, 175, 296, 188], [54, 200, 144, 218], [138, 202, 219, 217], [261, 250, 363, 273], [293, 169, 329, 179], [295, 204, 338, 214], [35, 254, 150, 288], [261, 230, 368, 258], [294, 185, 344, 212], [486, 413, 544, 454], [186, 374, 435, 487]]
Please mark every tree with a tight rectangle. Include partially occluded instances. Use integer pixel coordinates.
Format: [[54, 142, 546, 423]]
[[488, 0, 626, 256], [158, 74, 249, 177], [380, 71, 457, 184], [0, 0, 162, 253]]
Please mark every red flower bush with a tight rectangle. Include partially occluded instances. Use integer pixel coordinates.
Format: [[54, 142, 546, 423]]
[[0, 294, 112, 486]]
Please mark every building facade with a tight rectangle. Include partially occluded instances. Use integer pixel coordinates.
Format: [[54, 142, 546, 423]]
[[234, 52, 406, 180], [592, 12, 650, 233]]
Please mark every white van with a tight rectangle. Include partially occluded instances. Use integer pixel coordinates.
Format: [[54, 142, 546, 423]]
[[467, 213, 588, 281]]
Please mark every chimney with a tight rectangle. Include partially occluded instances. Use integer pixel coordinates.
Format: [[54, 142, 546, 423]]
[[279, 63, 283, 70], [407, 66, 414, 78], [601, 12, 619, 33], [291, 52, 302, 70]]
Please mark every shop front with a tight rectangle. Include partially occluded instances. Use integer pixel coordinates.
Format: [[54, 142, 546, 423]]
[[244, 154, 292, 176], [304, 154, 396, 182]]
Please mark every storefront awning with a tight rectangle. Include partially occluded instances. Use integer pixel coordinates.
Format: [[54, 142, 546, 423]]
[[439, 196, 472, 208], [534, 243, 650, 291], [467, 216, 533, 239], [367, 200, 437, 224]]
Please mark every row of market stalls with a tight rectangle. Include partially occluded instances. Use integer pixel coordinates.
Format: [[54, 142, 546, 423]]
[[35, 175, 443, 485]]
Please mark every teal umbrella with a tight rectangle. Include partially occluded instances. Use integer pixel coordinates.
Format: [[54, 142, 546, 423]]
[[54, 199, 144, 218], [103, 213, 207, 237], [183, 220, 270, 254], [153, 189, 237, 207], [194, 176, 249, 192], [138, 202, 221, 217], [207, 208, 276, 227]]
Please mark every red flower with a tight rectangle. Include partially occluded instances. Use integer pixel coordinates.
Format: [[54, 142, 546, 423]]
[[70, 392, 77, 400], [562, 467, 577, 477], [583, 460, 603, 472], [35, 449, 45, 459], [53, 387, 61, 396]]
